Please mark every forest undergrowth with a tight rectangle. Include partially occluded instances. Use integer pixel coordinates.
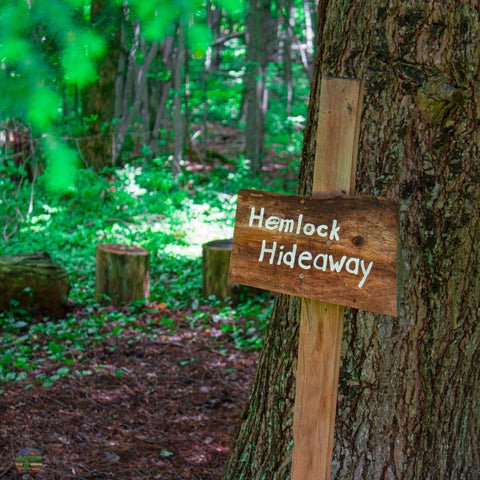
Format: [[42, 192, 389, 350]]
[[0, 130, 299, 478]]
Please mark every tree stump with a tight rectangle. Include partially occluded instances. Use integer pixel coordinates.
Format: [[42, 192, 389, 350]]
[[95, 243, 150, 306], [0, 252, 70, 316], [202, 239, 240, 304]]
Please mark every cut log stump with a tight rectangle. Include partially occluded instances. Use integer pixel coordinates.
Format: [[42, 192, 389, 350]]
[[0, 252, 70, 316], [202, 239, 241, 304], [95, 243, 150, 306]]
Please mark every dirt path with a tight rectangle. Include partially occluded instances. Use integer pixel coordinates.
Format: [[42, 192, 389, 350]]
[[0, 314, 258, 479]]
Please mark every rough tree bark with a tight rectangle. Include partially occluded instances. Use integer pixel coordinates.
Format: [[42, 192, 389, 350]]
[[202, 239, 240, 305], [206, 0, 223, 72], [95, 243, 150, 306], [223, 1, 480, 479]]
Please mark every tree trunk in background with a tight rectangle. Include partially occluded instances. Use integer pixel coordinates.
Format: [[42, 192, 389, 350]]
[[206, 0, 223, 72], [173, 23, 185, 175], [148, 35, 175, 158], [244, 0, 272, 173], [280, 0, 295, 115], [113, 17, 158, 164], [223, 1, 480, 479], [81, 0, 121, 170], [302, 0, 315, 82], [95, 243, 150, 306]]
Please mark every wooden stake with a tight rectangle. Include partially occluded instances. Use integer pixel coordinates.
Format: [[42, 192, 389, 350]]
[[291, 77, 364, 479]]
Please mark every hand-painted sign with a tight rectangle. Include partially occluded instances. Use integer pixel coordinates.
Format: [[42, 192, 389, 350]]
[[229, 189, 398, 316]]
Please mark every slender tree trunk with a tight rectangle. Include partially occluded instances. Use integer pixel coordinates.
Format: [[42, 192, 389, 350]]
[[302, 0, 315, 82], [206, 0, 223, 72], [113, 17, 158, 164], [223, 1, 480, 479], [149, 36, 175, 157], [280, 0, 295, 115], [244, 0, 272, 173], [201, 61, 208, 159], [173, 24, 185, 175]]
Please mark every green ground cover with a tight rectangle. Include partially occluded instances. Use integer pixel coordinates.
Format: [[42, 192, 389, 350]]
[[0, 156, 298, 388]]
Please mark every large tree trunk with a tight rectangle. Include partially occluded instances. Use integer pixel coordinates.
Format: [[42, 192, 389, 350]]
[[223, 1, 480, 479], [81, 0, 121, 170]]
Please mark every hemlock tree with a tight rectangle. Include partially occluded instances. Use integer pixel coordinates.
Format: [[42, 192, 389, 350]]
[[222, 1, 480, 479]]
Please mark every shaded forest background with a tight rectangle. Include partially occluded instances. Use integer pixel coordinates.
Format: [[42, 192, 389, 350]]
[[0, 0, 314, 302], [0, 0, 320, 385], [0, 0, 317, 297], [1, 0, 315, 181], [0, 0, 317, 477]]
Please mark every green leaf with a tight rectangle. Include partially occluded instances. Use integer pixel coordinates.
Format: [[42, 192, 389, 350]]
[[62, 30, 106, 87], [1, 351, 13, 367], [56, 366, 70, 376], [16, 372, 28, 381], [27, 88, 60, 129], [188, 23, 213, 57], [43, 136, 79, 192]]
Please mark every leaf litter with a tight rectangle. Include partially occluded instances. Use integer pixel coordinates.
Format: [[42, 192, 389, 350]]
[[0, 306, 260, 479]]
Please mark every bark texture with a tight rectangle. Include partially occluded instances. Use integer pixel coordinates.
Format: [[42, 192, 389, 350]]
[[223, 1, 480, 479]]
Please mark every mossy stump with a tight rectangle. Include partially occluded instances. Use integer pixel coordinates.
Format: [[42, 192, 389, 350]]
[[95, 243, 150, 306], [0, 252, 70, 316]]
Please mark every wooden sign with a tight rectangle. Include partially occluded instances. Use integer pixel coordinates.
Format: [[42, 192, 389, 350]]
[[229, 189, 398, 316]]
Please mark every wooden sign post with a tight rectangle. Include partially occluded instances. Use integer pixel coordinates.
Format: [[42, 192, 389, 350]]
[[290, 78, 365, 480], [229, 78, 398, 479]]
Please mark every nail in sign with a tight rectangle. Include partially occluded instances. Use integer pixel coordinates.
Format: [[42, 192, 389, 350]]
[[229, 189, 398, 316]]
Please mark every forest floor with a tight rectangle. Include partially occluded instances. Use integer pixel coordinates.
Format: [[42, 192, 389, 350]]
[[0, 304, 260, 479]]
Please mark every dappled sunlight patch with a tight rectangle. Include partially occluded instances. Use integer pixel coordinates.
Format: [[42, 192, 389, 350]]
[[116, 164, 148, 198]]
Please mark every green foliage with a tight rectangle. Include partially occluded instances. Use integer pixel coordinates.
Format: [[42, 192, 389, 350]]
[[0, 0, 106, 190], [0, 0, 106, 121], [1, 0, 310, 190], [0, 157, 280, 385], [0, 0, 312, 387]]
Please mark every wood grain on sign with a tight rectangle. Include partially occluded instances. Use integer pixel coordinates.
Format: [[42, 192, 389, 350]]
[[229, 189, 398, 316]]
